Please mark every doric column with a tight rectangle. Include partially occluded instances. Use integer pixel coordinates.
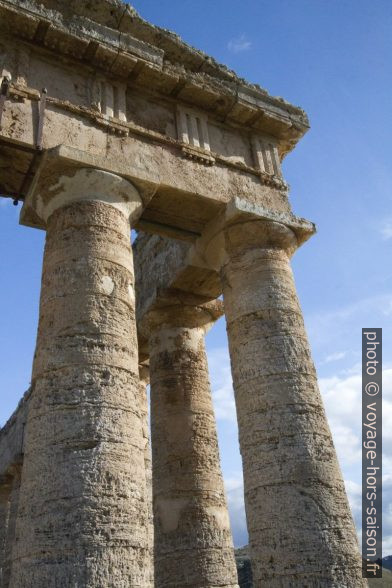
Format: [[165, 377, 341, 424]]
[[144, 291, 238, 588], [11, 167, 151, 587], [213, 212, 364, 586]]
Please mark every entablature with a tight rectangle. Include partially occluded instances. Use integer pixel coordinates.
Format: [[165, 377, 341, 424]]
[[0, 0, 309, 156], [0, 0, 310, 241]]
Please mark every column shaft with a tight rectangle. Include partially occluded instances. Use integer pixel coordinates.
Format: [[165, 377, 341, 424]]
[[11, 200, 149, 587], [149, 312, 238, 588], [139, 365, 154, 586], [221, 221, 364, 586]]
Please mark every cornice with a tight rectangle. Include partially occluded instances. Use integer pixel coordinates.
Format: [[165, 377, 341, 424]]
[[0, 0, 309, 154]]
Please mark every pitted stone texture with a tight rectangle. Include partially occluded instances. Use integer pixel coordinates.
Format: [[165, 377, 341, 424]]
[[221, 220, 365, 587], [149, 314, 238, 588], [0, 483, 11, 586], [139, 365, 154, 587], [2, 469, 21, 588], [10, 200, 151, 587], [0, 389, 29, 481]]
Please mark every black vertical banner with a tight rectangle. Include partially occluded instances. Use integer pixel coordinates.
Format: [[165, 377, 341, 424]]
[[362, 328, 382, 578]]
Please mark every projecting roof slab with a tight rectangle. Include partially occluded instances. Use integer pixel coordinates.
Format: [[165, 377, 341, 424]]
[[0, 0, 310, 238]]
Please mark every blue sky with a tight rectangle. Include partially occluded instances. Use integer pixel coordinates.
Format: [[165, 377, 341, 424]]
[[1, 0, 391, 556]]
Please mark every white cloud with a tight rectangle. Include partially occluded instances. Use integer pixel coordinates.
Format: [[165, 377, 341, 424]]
[[209, 343, 392, 555], [208, 348, 236, 422], [323, 351, 347, 364], [382, 475, 392, 556], [382, 299, 392, 316], [344, 480, 362, 545], [224, 475, 248, 547], [345, 479, 362, 512], [314, 367, 391, 556], [321, 367, 392, 457], [380, 220, 392, 241], [310, 295, 391, 329], [319, 371, 363, 465], [227, 34, 252, 54], [305, 293, 392, 363]]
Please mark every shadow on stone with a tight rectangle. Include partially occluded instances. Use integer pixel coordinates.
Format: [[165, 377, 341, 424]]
[[235, 546, 253, 588]]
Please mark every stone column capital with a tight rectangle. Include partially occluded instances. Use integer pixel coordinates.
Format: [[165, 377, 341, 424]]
[[140, 288, 224, 339], [20, 147, 142, 230], [189, 196, 316, 271]]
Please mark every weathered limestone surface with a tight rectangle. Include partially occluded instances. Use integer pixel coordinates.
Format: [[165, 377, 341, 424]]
[[10, 169, 151, 587], [217, 218, 365, 587], [133, 210, 365, 585], [142, 293, 238, 588], [0, 0, 307, 239], [0, 0, 366, 585], [0, 390, 30, 481], [139, 364, 154, 587], [0, 392, 30, 587], [133, 231, 220, 364], [2, 468, 21, 588], [0, 483, 11, 587]]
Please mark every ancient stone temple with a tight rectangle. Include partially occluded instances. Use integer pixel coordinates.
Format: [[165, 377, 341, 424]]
[[0, 1, 365, 586]]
